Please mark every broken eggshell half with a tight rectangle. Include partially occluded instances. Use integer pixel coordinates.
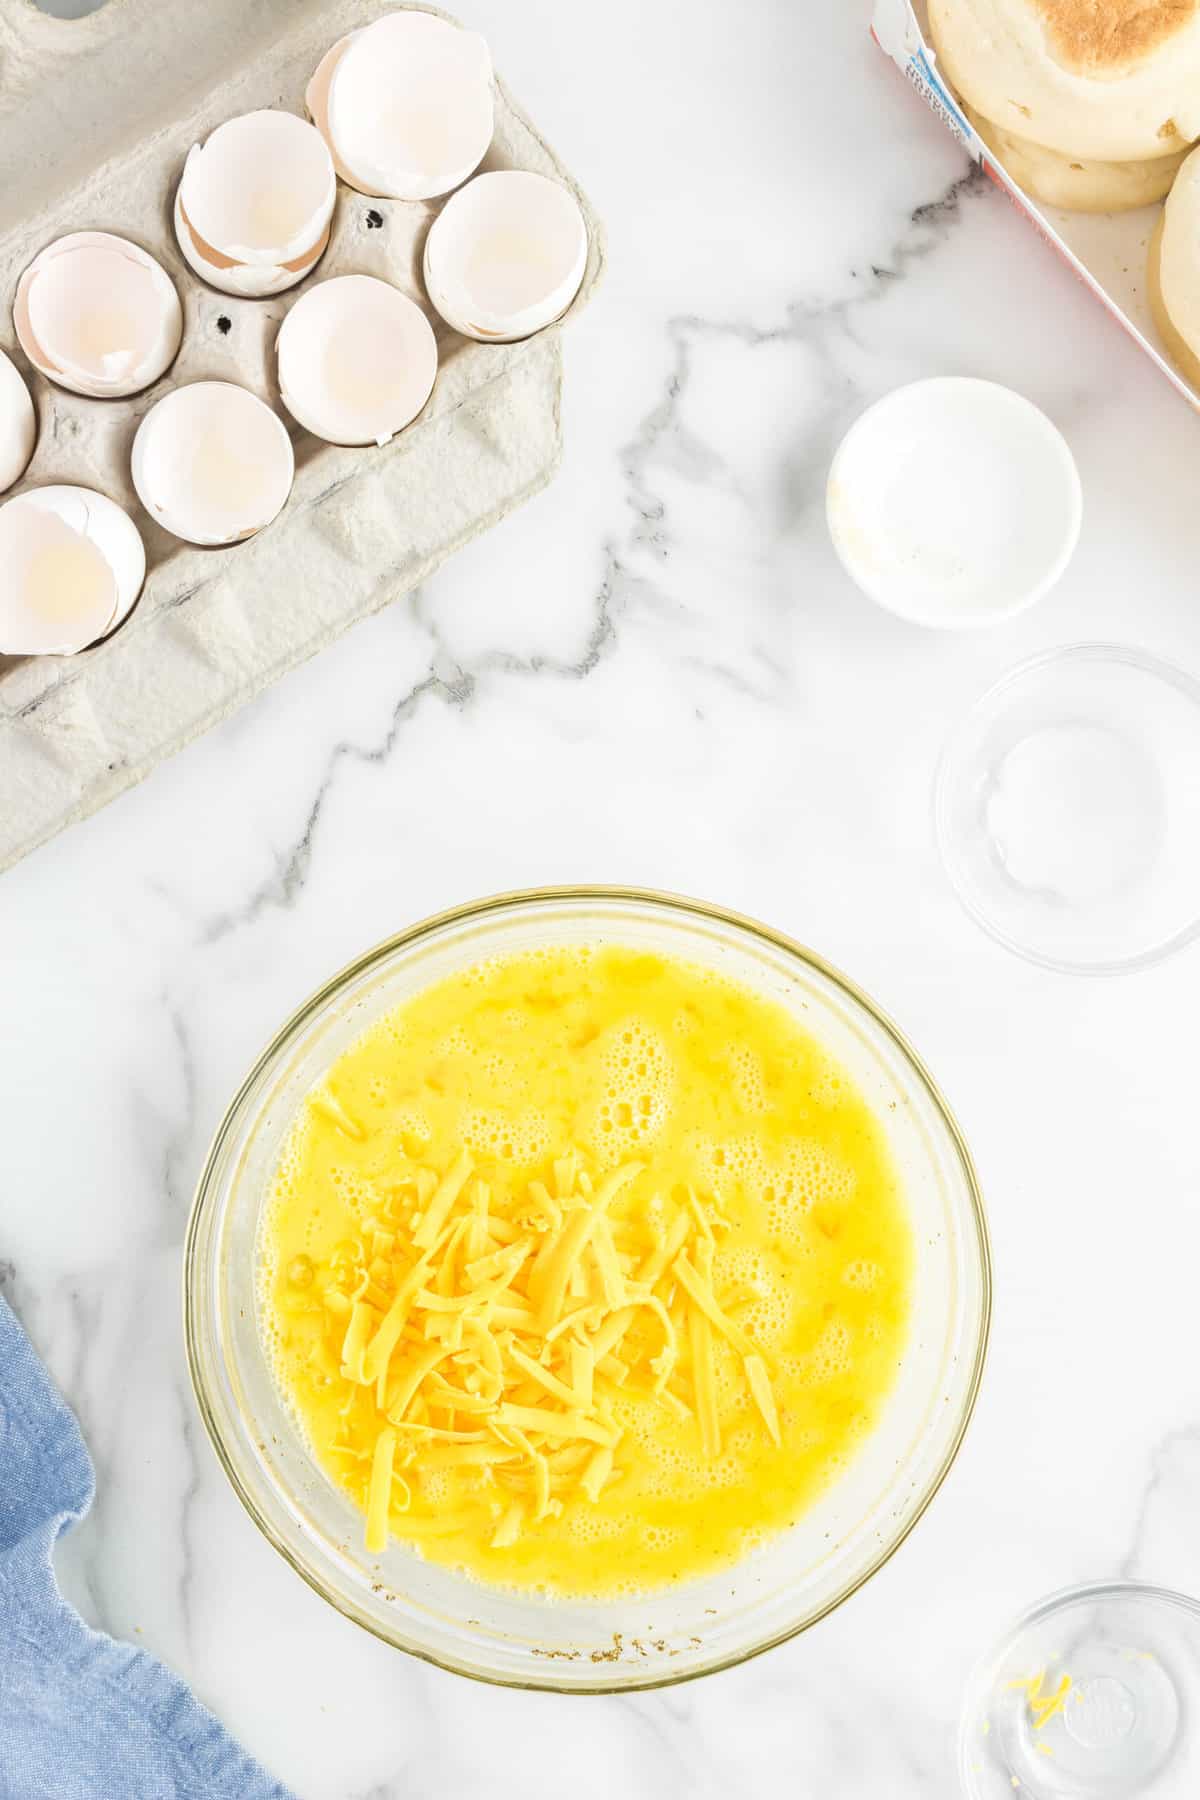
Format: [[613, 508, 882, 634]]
[[131, 380, 294, 547], [0, 350, 35, 493], [307, 11, 493, 202], [423, 169, 588, 342], [174, 109, 336, 298], [14, 233, 182, 400], [276, 273, 438, 447], [0, 484, 145, 656]]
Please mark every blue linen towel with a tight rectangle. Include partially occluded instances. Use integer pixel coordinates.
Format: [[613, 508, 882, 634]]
[[0, 1294, 296, 1800]]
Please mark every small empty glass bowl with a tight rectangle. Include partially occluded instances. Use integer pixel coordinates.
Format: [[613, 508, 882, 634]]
[[960, 1582, 1200, 1799], [936, 645, 1200, 974]]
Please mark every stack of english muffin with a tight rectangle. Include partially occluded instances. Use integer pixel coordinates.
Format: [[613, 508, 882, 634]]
[[927, 0, 1200, 382]]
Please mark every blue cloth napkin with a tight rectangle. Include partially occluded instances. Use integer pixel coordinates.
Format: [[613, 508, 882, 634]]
[[0, 1294, 296, 1800]]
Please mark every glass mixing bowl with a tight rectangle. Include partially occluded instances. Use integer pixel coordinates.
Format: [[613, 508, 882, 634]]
[[184, 887, 990, 1692]]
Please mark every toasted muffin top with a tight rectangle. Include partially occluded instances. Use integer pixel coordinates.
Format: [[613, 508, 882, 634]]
[[928, 0, 1200, 160], [1033, 0, 1199, 76]]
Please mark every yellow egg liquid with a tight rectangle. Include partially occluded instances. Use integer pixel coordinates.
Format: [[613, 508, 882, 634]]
[[260, 946, 912, 1598]]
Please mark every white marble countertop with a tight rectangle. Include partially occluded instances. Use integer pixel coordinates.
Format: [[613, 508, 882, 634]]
[[5, 2, 1200, 1794]]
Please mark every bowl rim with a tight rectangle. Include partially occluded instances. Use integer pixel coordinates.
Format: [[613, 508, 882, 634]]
[[934, 640, 1200, 975], [183, 883, 992, 1692]]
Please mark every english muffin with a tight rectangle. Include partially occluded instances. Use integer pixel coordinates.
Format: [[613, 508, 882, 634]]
[[963, 102, 1187, 212], [928, 0, 1200, 165], [1149, 154, 1200, 389]]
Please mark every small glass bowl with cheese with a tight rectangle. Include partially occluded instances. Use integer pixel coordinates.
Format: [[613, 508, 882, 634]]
[[184, 887, 991, 1692]]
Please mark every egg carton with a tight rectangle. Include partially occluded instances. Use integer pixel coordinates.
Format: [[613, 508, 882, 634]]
[[873, 0, 1199, 411], [0, 0, 603, 875]]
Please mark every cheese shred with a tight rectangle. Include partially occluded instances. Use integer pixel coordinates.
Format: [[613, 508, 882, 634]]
[[365, 1426, 396, 1553]]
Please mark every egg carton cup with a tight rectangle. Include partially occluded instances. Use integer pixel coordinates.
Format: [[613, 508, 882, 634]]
[[0, 0, 604, 876], [873, 0, 1199, 411]]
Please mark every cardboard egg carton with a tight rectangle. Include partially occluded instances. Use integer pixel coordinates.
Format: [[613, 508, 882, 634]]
[[872, 0, 1198, 409], [0, 0, 604, 874]]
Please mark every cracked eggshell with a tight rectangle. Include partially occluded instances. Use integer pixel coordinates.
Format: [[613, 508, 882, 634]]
[[423, 170, 588, 342], [131, 380, 294, 547], [0, 484, 145, 656], [276, 274, 438, 447], [307, 12, 493, 201], [0, 350, 35, 493], [174, 109, 336, 298], [14, 233, 182, 400]]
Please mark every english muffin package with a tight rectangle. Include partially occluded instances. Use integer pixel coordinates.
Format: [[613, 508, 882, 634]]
[[872, 0, 1200, 409]]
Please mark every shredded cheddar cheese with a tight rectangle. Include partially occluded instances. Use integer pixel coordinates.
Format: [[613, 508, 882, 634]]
[[1007, 1669, 1072, 1731], [293, 1143, 783, 1542]]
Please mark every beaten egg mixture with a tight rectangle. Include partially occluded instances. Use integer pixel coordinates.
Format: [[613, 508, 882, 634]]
[[261, 946, 912, 1596]]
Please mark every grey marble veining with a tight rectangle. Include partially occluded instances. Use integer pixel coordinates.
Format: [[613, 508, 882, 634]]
[[3, 1, 1200, 1795]]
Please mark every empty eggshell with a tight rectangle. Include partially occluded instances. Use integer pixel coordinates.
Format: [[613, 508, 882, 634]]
[[175, 109, 336, 298], [0, 350, 35, 493], [307, 12, 493, 201], [276, 274, 438, 447], [14, 233, 182, 399], [0, 484, 145, 656], [423, 171, 587, 342], [131, 381, 294, 546]]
